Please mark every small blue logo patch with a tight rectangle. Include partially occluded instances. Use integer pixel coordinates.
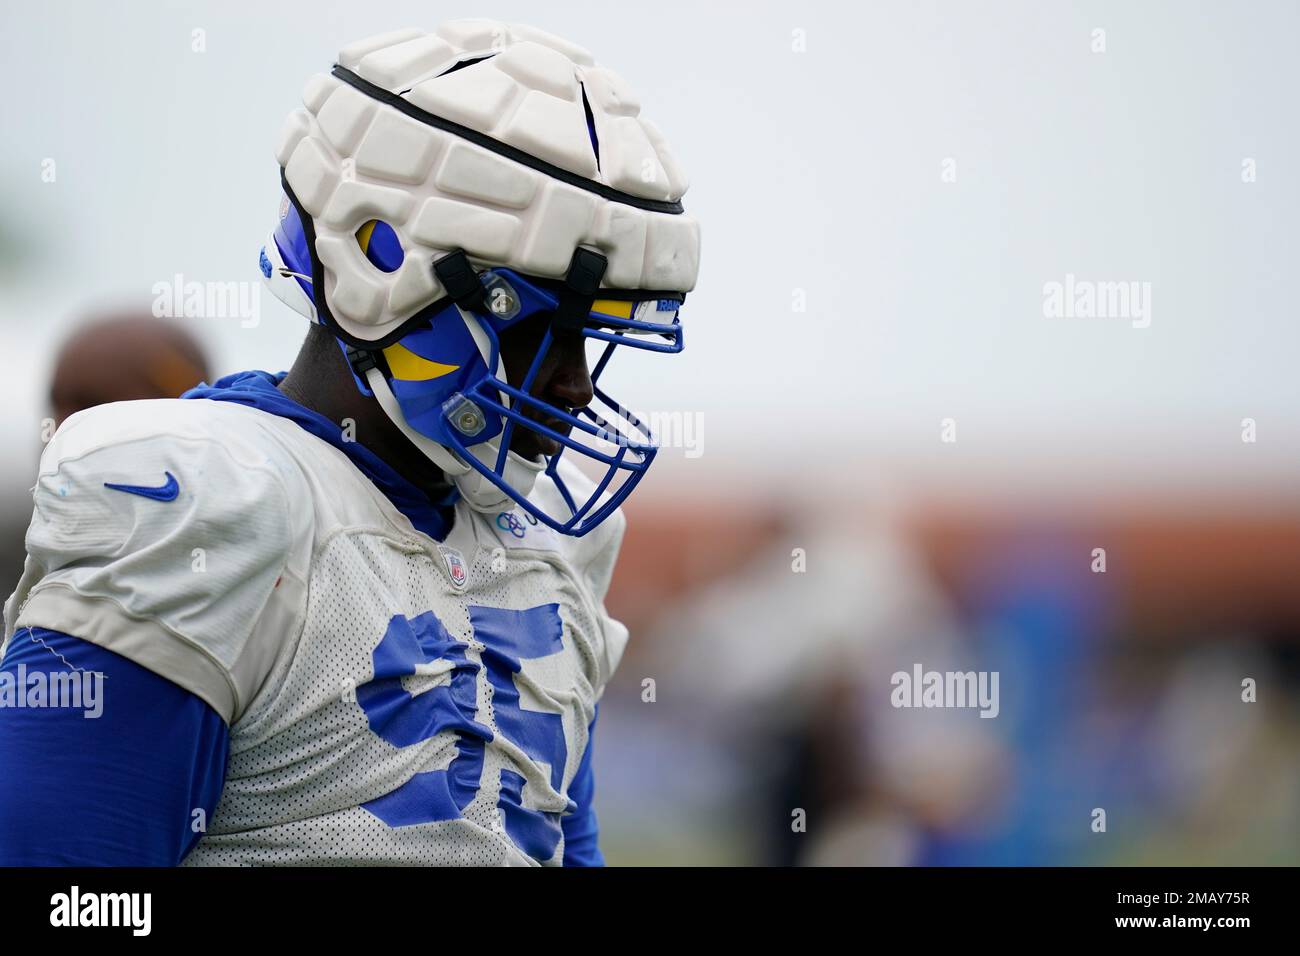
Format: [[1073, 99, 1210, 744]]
[[104, 472, 180, 502], [495, 512, 526, 538]]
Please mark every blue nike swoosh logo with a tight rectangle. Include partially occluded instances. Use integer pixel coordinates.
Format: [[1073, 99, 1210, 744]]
[[104, 472, 180, 502]]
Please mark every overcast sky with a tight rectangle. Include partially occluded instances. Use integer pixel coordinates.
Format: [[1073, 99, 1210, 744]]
[[2, 0, 1297, 502]]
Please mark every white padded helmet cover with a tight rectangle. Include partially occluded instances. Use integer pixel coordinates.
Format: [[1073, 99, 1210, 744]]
[[275, 21, 701, 343]]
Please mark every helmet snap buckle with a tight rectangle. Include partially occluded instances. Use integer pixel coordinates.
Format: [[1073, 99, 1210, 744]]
[[447, 396, 487, 437], [482, 273, 521, 320], [489, 287, 516, 315]]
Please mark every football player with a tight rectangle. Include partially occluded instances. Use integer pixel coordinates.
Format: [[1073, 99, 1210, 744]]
[[0, 20, 699, 866]]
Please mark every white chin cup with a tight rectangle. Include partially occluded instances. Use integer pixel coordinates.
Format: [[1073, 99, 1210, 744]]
[[364, 365, 544, 513], [455, 442, 546, 514]]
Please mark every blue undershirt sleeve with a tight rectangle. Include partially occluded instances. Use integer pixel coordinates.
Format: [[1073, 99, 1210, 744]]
[[561, 707, 605, 866], [0, 627, 229, 866]]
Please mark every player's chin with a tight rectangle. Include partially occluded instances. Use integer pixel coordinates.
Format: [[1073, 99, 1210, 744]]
[[509, 421, 565, 460]]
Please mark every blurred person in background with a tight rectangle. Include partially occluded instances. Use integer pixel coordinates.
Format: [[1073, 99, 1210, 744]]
[[0, 313, 211, 594], [596, 512, 1008, 865], [600, 508, 1300, 866], [48, 312, 211, 425]]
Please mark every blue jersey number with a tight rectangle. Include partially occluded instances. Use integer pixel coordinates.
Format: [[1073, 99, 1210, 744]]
[[354, 605, 571, 861]]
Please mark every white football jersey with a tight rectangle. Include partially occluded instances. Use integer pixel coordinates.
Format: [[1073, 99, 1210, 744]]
[[3, 397, 628, 866]]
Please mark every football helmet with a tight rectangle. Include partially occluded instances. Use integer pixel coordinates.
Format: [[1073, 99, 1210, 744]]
[[260, 21, 700, 536]]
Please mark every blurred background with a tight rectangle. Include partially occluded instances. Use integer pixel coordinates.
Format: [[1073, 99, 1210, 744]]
[[2, 0, 1298, 864]]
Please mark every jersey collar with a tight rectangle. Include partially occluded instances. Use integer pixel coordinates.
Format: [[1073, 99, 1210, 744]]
[[182, 370, 455, 541]]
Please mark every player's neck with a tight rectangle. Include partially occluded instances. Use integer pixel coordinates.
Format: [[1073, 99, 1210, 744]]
[[278, 335, 455, 505]]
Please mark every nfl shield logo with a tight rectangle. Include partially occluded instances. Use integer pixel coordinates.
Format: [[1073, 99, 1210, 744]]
[[438, 546, 468, 591]]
